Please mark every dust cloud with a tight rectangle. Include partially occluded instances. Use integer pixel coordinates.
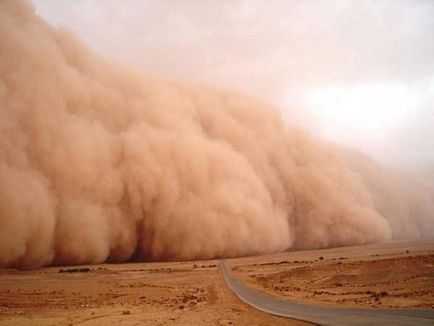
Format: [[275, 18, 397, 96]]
[[0, 0, 432, 269]]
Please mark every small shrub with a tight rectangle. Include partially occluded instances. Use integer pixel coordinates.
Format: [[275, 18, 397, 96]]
[[59, 267, 91, 273]]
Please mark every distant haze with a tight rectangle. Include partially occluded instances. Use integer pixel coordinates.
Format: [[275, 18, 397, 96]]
[[33, 0, 434, 169], [0, 0, 433, 269]]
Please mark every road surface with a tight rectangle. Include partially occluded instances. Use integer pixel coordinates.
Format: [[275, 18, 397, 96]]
[[220, 260, 434, 325]]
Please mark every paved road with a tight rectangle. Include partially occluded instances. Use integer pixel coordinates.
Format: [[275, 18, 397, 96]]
[[220, 260, 434, 325]]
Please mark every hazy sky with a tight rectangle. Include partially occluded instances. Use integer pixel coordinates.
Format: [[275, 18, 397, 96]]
[[32, 0, 434, 169]]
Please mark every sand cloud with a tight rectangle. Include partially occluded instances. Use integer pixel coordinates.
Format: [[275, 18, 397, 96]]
[[0, 0, 432, 269]]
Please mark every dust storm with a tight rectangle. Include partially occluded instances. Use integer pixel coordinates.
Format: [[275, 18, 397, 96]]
[[0, 0, 433, 269]]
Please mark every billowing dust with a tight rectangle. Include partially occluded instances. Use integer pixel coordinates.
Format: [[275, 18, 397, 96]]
[[0, 0, 433, 269]]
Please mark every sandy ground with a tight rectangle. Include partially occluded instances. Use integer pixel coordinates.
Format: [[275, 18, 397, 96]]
[[0, 240, 433, 325], [0, 260, 303, 325], [230, 240, 434, 309]]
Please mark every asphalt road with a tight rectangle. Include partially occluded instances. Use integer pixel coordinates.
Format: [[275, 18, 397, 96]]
[[220, 260, 434, 325]]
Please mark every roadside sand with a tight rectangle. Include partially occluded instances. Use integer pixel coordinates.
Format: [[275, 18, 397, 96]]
[[230, 240, 434, 309], [0, 260, 302, 325]]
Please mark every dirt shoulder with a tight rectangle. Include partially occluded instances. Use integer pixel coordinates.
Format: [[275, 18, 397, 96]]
[[229, 240, 434, 309]]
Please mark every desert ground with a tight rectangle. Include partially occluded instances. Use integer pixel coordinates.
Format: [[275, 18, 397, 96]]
[[0, 261, 302, 325], [230, 240, 434, 309], [0, 240, 433, 325]]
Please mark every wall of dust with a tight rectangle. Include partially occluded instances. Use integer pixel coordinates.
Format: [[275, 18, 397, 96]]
[[0, 0, 432, 269]]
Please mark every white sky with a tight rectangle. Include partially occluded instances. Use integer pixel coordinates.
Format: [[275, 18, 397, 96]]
[[31, 0, 434, 169]]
